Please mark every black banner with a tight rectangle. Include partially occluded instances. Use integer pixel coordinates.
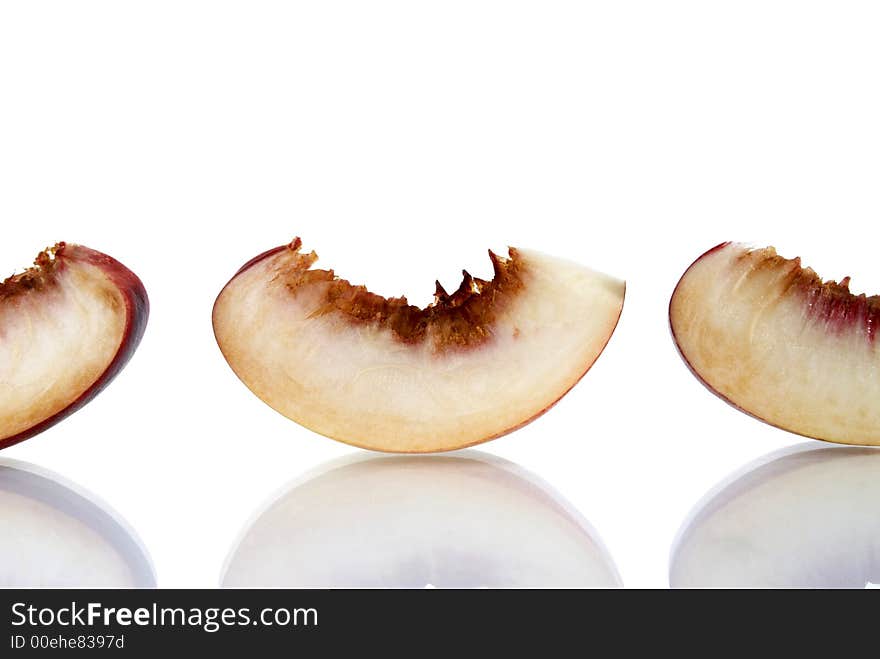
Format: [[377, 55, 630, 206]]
[[0, 589, 873, 652]]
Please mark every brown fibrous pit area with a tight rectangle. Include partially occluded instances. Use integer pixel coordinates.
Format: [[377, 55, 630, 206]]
[[735, 246, 880, 342], [272, 238, 527, 350], [0, 243, 66, 301]]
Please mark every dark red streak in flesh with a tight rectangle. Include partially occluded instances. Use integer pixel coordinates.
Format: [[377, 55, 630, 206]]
[[730, 243, 880, 343], [800, 279, 880, 343]]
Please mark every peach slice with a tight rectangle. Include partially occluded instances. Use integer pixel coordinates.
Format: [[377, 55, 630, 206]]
[[0, 243, 148, 450], [213, 238, 625, 452], [670, 242, 880, 445]]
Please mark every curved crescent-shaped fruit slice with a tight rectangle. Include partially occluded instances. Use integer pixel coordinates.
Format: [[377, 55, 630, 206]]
[[0, 243, 149, 450], [670, 242, 880, 445], [213, 238, 625, 452]]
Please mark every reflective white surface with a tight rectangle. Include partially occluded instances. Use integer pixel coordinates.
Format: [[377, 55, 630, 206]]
[[0, 459, 156, 588], [670, 444, 880, 588], [222, 451, 621, 588]]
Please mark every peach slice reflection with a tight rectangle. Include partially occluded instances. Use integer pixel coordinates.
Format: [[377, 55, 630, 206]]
[[0, 459, 155, 588], [671, 444, 880, 588], [222, 451, 621, 588]]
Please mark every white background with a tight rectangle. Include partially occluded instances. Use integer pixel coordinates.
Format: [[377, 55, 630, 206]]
[[1, 1, 879, 588]]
